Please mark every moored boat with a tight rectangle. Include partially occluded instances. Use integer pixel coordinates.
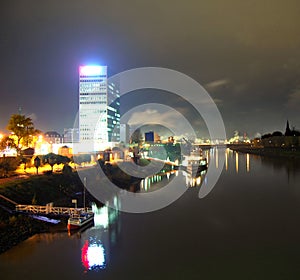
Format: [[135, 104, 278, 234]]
[[181, 149, 208, 177], [67, 212, 94, 231], [186, 158, 207, 177]]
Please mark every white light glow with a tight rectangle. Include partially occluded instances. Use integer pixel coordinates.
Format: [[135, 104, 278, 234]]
[[87, 245, 105, 268], [79, 65, 105, 76], [93, 204, 109, 228]]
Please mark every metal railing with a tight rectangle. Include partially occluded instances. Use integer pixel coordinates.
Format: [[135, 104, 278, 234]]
[[15, 204, 90, 216]]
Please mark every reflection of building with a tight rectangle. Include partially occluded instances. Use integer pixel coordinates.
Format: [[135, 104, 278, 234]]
[[44, 131, 62, 144], [63, 128, 79, 143], [79, 65, 120, 151]]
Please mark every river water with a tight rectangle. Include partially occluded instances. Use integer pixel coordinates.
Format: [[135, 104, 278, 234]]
[[1, 148, 300, 280]]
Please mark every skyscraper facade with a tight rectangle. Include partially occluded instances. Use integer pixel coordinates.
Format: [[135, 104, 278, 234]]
[[79, 65, 120, 151]]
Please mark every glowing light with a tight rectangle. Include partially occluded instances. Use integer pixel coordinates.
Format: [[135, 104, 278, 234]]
[[235, 152, 239, 173], [81, 240, 106, 271], [93, 204, 109, 229], [246, 153, 250, 172], [79, 65, 105, 76], [225, 149, 228, 171]]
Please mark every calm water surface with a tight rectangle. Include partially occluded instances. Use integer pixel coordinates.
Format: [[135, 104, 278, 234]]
[[1, 148, 300, 280]]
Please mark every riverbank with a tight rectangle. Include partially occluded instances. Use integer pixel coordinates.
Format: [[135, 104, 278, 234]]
[[0, 172, 90, 254], [0, 159, 171, 254], [229, 145, 300, 159], [0, 208, 50, 254]]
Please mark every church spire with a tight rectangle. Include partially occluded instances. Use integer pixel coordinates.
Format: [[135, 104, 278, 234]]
[[285, 120, 292, 136]]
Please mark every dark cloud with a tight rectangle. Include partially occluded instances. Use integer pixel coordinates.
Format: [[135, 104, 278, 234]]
[[0, 0, 300, 138]]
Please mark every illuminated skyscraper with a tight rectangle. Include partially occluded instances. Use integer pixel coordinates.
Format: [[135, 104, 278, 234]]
[[79, 65, 120, 151]]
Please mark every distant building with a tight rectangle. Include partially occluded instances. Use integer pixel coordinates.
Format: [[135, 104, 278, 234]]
[[44, 131, 62, 144], [145, 131, 154, 142], [58, 145, 73, 158], [145, 131, 160, 143], [63, 128, 79, 143], [120, 124, 130, 144], [285, 120, 292, 136], [79, 65, 120, 151]]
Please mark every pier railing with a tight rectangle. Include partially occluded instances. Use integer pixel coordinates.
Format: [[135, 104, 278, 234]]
[[15, 204, 89, 216]]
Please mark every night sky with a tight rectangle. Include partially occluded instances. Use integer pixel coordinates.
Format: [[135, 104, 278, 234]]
[[1, 0, 300, 138]]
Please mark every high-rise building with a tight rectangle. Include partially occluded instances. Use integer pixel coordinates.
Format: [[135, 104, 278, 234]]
[[79, 65, 120, 151], [63, 128, 79, 143], [120, 123, 130, 144]]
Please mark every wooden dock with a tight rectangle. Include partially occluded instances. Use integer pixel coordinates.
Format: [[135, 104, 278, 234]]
[[15, 204, 91, 216]]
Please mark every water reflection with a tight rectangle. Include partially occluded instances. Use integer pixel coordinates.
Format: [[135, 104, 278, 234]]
[[235, 152, 239, 173], [81, 240, 106, 271], [222, 148, 253, 173], [140, 170, 178, 192], [225, 149, 228, 171], [185, 170, 207, 187], [140, 169, 208, 190], [2, 148, 300, 279], [75, 198, 121, 272], [246, 153, 250, 172]]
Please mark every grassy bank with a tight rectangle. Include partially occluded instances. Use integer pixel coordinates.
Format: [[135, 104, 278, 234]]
[[0, 208, 49, 254], [0, 172, 87, 254], [0, 172, 85, 206], [0, 160, 171, 254]]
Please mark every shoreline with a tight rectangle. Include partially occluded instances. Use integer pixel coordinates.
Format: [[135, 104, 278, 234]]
[[0, 162, 144, 254], [0, 172, 88, 254], [229, 145, 300, 159]]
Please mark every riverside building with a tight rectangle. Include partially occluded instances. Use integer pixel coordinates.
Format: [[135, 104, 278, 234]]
[[78, 65, 120, 152]]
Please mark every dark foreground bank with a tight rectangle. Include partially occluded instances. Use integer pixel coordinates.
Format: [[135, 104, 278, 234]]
[[229, 145, 300, 159], [0, 172, 87, 254]]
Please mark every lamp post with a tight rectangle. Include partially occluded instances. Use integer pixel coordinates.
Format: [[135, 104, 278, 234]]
[[83, 177, 86, 210], [34, 156, 41, 175]]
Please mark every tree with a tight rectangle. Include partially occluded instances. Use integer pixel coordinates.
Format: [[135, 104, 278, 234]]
[[62, 163, 73, 175], [43, 153, 70, 172], [0, 157, 18, 177], [6, 114, 40, 154], [130, 128, 143, 144], [261, 133, 272, 139], [0, 136, 17, 152], [272, 131, 283, 136]]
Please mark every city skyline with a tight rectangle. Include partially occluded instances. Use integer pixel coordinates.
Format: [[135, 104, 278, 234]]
[[1, 1, 300, 138]]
